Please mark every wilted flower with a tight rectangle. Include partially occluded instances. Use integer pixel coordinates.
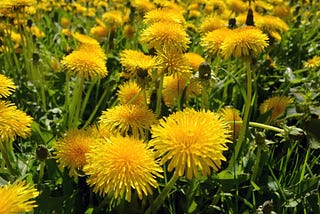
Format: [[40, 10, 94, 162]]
[[84, 136, 163, 202], [150, 108, 230, 179]]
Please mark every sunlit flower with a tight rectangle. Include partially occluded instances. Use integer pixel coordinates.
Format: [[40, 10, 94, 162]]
[[0, 181, 39, 214], [84, 136, 163, 202], [102, 10, 125, 26], [0, 0, 35, 10], [256, 15, 289, 35], [162, 75, 201, 107], [0, 74, 16, 98], [99, 104, 157, 139], [220, 26, 269, 59], [90, 25, 109, 39], [0, 101, 33, 142], [149, 108, 230, 179], [227, 0, 246, 14], [157, 47, 191, 77], [143, 8, 186, 25], [200, 27, 232, 56], [221, 107, 242, 140], [132, 0, 155, 13], [118, 81, 146, 106], [184, 52, 206, 71], [259, 96, 293, 122], [61, 43, 107, 79], [53, 128, 96, 176], [73, 32, 100, 46], [304, 56, 320, 68], [199, 16, 227, 33], [140, 21, 190, 51], [60, 17, 70, 28], [119, 49, 158, 78]]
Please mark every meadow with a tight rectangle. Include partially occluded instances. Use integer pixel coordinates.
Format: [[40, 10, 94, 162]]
[[0, 0, 319, 213]]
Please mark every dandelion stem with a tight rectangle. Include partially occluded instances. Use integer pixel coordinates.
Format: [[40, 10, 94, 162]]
[[251, 145, 262, 182], [0, 141, 17, 176], [155, 73, 164, 117], [145, 173, 179, 214], [229, 121, 284, 133]]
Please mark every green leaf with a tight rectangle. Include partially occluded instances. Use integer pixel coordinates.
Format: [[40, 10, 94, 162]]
[[305, 119, 320, 149]]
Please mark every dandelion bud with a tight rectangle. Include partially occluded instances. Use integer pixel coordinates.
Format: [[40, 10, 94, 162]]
[[36, 145, 50, 161], [228, 18, 237, 29], [246, 8, 255, 26], [198, 62, 211, 80]]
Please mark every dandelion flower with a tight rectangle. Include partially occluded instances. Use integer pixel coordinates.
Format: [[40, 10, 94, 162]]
[[140, 21, 190, 51], [162, 75, 201, 107], [84, 136, 163, 202], [157, 47, 191, 77], [256, 15, 289, 34], [304, 56, 320, 68], [118, 81, 146, 106], [220, 26, 269, 59], [259, 96, 293, 122], [143, 8, 186, 25], [149, 108, 230, 179], [199, 16, 227, 33], [0, 181, 39, 214], [61, 44, 107, 79], [184, 52, 205, 71], [132, 0, 155, 13], [201, 27, 232, 56], [221, 107, 242, 140], [53, 129, 97, 176], [119, 49, 158, 78], [73, 32, 100, 46], [0, 74, 16, 98], [99, 104, 157, 139], [0, 101, 33, 142]]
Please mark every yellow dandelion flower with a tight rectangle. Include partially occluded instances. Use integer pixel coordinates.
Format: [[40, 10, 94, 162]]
[[220, 26, 269, 59], [143, 8, 186, 25], [254, 0, 273, 13], [304, 56, 320, 68], [149, 108, 230, 179], [0, 101, 33, 142], [221, 107, 242, 140], [102, 10, 125, 26], [200, 27, 232, 56], [99, 104, 157, 139], [84, 136, 163, 202], [61, 44, 107, 79], [0, 181, 39, 214], [184, 52, 206, 71], [256, 15, 289, 34], [259, 96, 293, 122], [90, 25, 109, 39], [132, 0, 155, 13], [140, 21, 190, 51], [118, 81, 145, 106], [119, 49, 158, 78], [274, 4, 290, 18], [162, 75, 202, 107], [87, 124, 111, 140], [0, 74, 16, 98], [199, 16, 227, 33], [0, 0, 35, 10], [73, 32, 100, 46], [60, 17, 70, 28], [53, 129, 96, 176], [227, 0, 246, 14], [157, 47, 192, 76]]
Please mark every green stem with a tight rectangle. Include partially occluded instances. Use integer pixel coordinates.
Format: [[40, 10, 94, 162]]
[[0, 141, 17, 176], [80, 80, 96, 119], [251, 146, 262, 182], [155, 73, 164, 117], [229, 121, 284, 133], [82, 88, 109, 129], [145, 173, 179, 214], [228, 59, 253, 169], [38, 160, 45, 183], [69, 76, 84, 128]]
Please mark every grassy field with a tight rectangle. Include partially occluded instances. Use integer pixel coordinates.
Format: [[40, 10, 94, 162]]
[[0, 0, 319, 213]]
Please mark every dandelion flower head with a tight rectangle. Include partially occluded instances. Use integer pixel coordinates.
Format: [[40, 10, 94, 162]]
[[53, 128, 97, 176], [184, 52, 206, 71], [99, 104, 157, 139], [0, 101, 33, 142], [304, 56, 320, 68], [140, 21, 190, 51], [0, 181, 39, 214], [84, 136, 163, 202], [143, 8, 186, 25], [259, 96, 293, 122], [150, 108, 230, 179], [220, 26, 269, 59], [200, 27, 232, 56], [118, 81, 146, 106], [0, 74, 16, 98]]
